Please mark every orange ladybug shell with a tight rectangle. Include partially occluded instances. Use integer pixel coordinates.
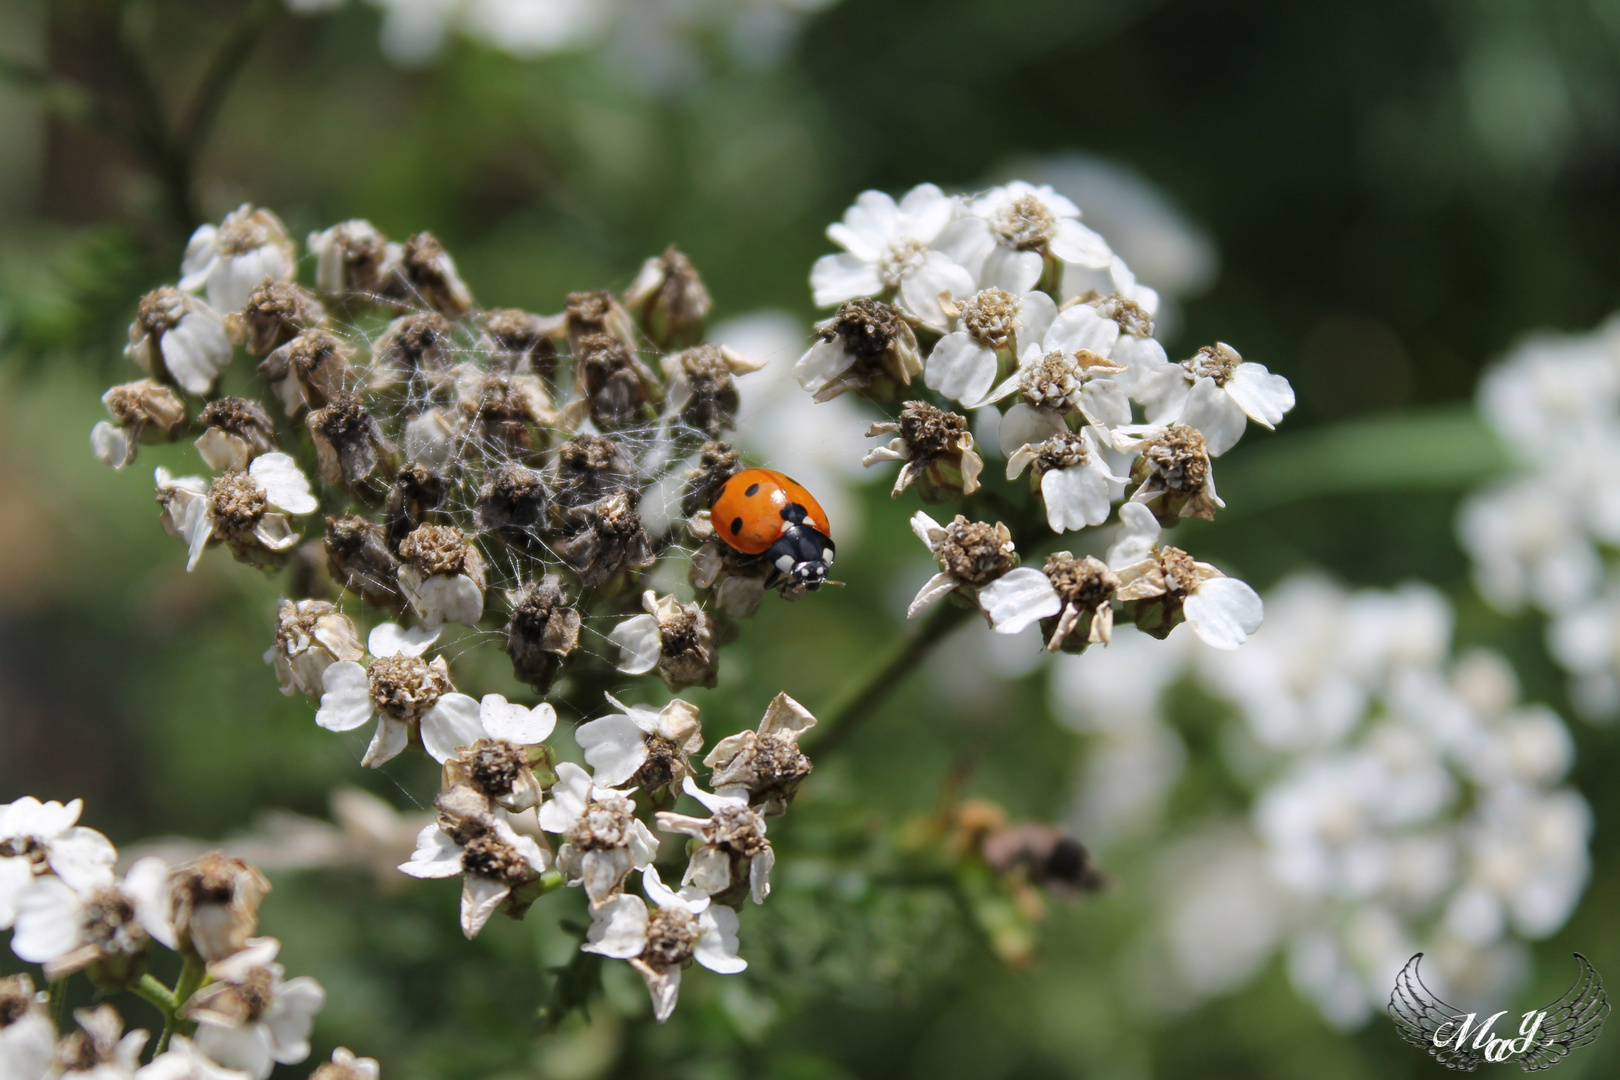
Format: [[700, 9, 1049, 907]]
[[712, 468, 832, 556]]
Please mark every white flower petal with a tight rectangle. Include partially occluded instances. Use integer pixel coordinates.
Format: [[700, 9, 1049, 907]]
[[581, 893, 649, 958], [793, 337, 856, 394], [162, 307, 232, 395], [460, 875, 510, 938], [608, 614, 663, 675], [1041, 466, 1112, 532], [925, 333, 998, 408], [367, 622, 441, 658], [1051, 217, 1114, 268], [810, 253, 883, 307], [1184, 576, 1265, 650], [400, 571, 484, 627], [977, 568, 1063, 634], [575, 714, 650, 788], [539, 762, 592, 833], [248, 454, 317, 515], [360, 715, 410, 769], [907, 571, 960, 619], [11, 877, 84, 962], [479, 694, 556, 745], [693, 905, 746, 974], [1225, 362, 1296, 429], [1175, 377, 1249, 457], [91, 422, 130, 469], [1107, 503, 1162, 568], [195, 1023, 275, 1080], [997, 403, 1070, 458], [978, 246, 1041, 294], [315, 663, 374, 732], [420, 693, 486, 763], [898, 252, 975, 329]]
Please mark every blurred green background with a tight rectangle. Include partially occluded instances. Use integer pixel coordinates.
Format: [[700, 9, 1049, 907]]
[[4, 0, 1620, 1077]]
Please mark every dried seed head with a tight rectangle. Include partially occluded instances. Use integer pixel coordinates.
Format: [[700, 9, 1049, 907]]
[[399, 523, 473, 576], [260, 328, 353, 415], [208, 471, 268, 542], [937, 516, 1015, 587], [461, 830, 536, 886], [475, 464, 548, 535], [959, 288, 1020, 350], [625, 246, 712, 350], [640, 906, 701, 970], [556, 490, 655, 588], [575, 333, 653, 431], [897, 401, 970, 458], [375, 312, 455, 385], [401, 231, 474, 317], [368, 652, 451, 721], [313, 219, 394, 298], [633, 734, 692, 795], [55, 1006, 127, 1071], [200, 396, 273, 442], [104, 380, 186, 434], [992, 194, 1057, 250], [135, 286, 187, 337], [78, 887, 140, 955], [565, 290, 634, 353], [669, 344, 740, 436], [481, 308, 561, 376], [1141, 424, 1210, 494], [1022, 350, 1088, 411], [1155, 547, 1203, 599], [387, 461, 447, 541], [682, 441, 743, 517], [324, 514, 403, 609], [1044, 552, 1118, 608], [0, 974, 36, 1028], [467, 740, 530, 799], [504, 578, 581, 690], [169, 852, 270, 961], [1185, 342, 1242, 385], [702, 805, 768, 857], [309, 393, 385, 486], [824, 298, 904, 359], [554, 433, 634, 505], [568, 792, 637, 851], [238, 279, 325, 358]]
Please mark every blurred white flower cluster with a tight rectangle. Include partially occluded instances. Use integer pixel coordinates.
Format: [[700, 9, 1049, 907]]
[[1050, 576, 1590, 1028], [799, 180, 1295, 652], [0, 796, 364, 1080], [286, 0, 842, 78], [1459, 313, 1620, 719]]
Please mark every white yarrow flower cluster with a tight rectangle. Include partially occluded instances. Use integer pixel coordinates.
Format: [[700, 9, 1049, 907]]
[[798, 181, 1293, 652], [1459, 313, 1620, 719], [0, 798, 340, 1080], [1051, 577, 1591, 1028]]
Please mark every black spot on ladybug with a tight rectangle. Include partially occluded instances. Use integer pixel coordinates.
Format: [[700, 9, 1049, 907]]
[[730, 517, 744, 536], [745, 483, 760, 497], [780, 504, 808, 524]]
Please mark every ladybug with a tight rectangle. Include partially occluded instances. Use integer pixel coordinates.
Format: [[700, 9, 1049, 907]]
[[711, 468, 836, 589]]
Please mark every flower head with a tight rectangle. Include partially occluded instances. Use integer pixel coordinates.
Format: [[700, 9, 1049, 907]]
[[924, 288, 1055, 408], [704, 693, 817, 816], [1121, 422, 1224, 523], [265, 599, 365, 698], [50, 1005, 147, 1080], [258, 329, 355, 418], [864, 401, 984, 501], [194, 397, 277, 472], [440, 693, 558, 812], [308, 219, 402, 301], [503, 578, 582, 693], [907, 511, 1019, 620], [161, 852, 271, 963], [625, 246, 712, 350], [580, 866, 746, 1023], [0, 798, 117, 928], [315, 622, 487, 768], [182, 938, 324, 1080], [940, 181, 1113, 294], [396, 523, 487, 627], [232, 279, 326, 360], [977, 552, 1121, 652], [400, 784, 553, 938], [1006, 429, 1126, 533], [656, 778, 774, 904], [155, 454, 318, 572], [91, 380, 186, 470], [576, 696, 704, 796], [1157, 342, 1296, 456], [9, 857, 171, 983], [179, 204, 297, 315], [795, 299, 923, 403], [1108, 503, 1262, 648], [124, 287, 232, 396], [0, 975, 57, 1080], [537, 763, 658, 907], [810, 183, 975, 329], [607, 592, 719, 691]]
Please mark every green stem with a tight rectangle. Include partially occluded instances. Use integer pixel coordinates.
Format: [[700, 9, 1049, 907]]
[[130, 971, 179, 1020], [47, 978, 67, 1029], [807, 599, 974, 756], [173, 0, 282, 167]]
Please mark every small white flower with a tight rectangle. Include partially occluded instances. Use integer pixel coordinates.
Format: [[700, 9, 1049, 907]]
[[811, 183, 976, 329], [1005, 429, 1125, 533], [978, 551, 1120, 651], [90, 380, 187, 470], [656, 778, 774, 904], [1108, 503, 1263, 650], [983, 302, 1131, 428], [155, 455, 318, 572], [124, 288, 233, 396], [184, 938, 324, 1080], [794, 299, 923, 402], [703, 692, 817, 816], [575, 696, 704, 794], [924, 288, 1056, 408], [49, 1005, 147, 1080], [305, 1047, 379, 1080], [396, 524, 487, 628], [133, 1035, 249, 1080], [906, 511, 1018, 620], [1153, 343, 1296, 457], [538, 763, 658, 908], [581, 866, 746, 1023], [316, 623, 486, 768], [10, 858, 171, 981], [264, 599, 365, 699], [440, 694, 559, 812], [307, 220, 402, 300], [940, 180, 1113, 293], [0, 798, 117, 929], [399, 787, 553, 939], [606, 592, 719, 691], [180, 205, 297, 315], [0, 974, 56, 1080]]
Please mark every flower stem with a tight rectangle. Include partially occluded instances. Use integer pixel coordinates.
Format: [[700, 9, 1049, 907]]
[[807, 599, 974, 756], [130, 973, 179, 1032], [153, 955, 207, 1053]]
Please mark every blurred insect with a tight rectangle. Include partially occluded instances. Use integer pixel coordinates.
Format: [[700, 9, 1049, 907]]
[[711, 468, 837, 589]]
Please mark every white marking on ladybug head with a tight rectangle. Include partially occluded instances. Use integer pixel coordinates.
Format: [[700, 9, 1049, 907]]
[[775, 554, 796, 573]]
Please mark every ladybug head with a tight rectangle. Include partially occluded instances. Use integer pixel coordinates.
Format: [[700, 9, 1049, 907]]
[[766, 525, 836, 589]]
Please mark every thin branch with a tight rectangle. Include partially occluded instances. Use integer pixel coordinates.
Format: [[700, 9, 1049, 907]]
[[807, 599, 974, 756], [174, 0, 283, 165]]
